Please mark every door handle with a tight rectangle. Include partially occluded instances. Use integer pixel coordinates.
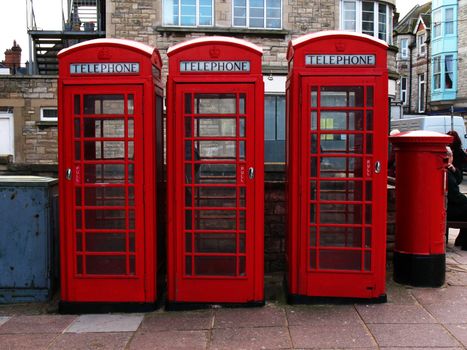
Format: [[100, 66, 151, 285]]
[[66, 168, 72, 181], [248, 167, 254, 180], [374, 161, 381, 174]]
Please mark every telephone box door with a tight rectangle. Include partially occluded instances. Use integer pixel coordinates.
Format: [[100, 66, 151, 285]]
[[299, 76, 387, 298], [172, 83, 260, 302], [62, 85, 146, 302]]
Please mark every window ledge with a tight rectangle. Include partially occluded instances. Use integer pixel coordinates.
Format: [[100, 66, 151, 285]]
[[155, 26, 290, 37], [36, 121, 58, 128]]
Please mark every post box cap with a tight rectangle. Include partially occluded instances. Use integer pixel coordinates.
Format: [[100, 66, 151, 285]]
[[389, 130, 453, 144]]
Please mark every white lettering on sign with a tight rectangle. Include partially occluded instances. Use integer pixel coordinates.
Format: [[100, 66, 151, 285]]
[[70, 63, 140, 74], [305, 55, 376, 66], [180, 61, 250, 72]]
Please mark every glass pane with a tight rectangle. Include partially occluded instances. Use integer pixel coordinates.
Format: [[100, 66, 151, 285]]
[[76, 233, 82, 252], [319, 226, 362, 247], [366, 111, 373, 130], [239, 256, 246, 275], [85, 233, 127, 252], [75, 188, 82, 206], [195, 94, 236, 114], [196, 164, 236, 184], [364, 250, 371, 271], [310, 249, 317, 269], [319, 181, 363, 201], [84, 209, 130, 229], [84, 119, 126, 138], [195, 233, 237, 253], [197, 140, 236, 159], [310, 226, 316, 247], [87, 141, 125, 160], [194, 186, 237, 207], [310, 181, 317, 200], [84, 187, 132, 206], [311, 112, 317, 130], [128, 95, 134, 114], [84, 164, 129, 184], [311, 88, 318, 107], [185, 233, 192, 253], [320, 134, 364, 154], [320, 204, 363, 224], [320, 111, 364, 130], [319, 250, 361, 270], [75, 142, 81, 160], [74, 119, 81, 137], [195, 209, 237, 230], [194, 118, 236, 137], [185, 94, 192, 113], [320, 157, 363, 178], [194, 256, 236, 276], [310, 203, 316, 223], [365, 228, 372, 248], [185, 256, 192, 275], [86, 255, 126, 275], [310, 157, 317, 177], [320, 86, 363, 107], [366, 86, 374, 107], [83, 95, 125, 114], [76, 255, 83, 274], [240, 118, 246, 137], [74, 95, 81, 115]]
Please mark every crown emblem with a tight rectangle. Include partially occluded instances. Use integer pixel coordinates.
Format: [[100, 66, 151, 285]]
[[335, 41, 346, 52], [209, 46, 221, 58], [97, 48, 112, 60]]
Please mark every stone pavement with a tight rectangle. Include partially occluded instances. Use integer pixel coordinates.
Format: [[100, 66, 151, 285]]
[[0, 234, 466, 349]]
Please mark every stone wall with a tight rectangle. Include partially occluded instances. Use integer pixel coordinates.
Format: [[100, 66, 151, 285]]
[[0, 76, 57, 164], [457, 0, 467, 108]]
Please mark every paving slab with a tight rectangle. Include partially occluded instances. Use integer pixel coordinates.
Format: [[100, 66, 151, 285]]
[[141, 310, 213, 331], [0, 317, 11, 327], [0, 315, 76, 334], [355, 303, 436, 324], [0, 333, 57, 349], [48, 332, 133, 350], [214, 305, 286, 328], [289, 324, 376, 349], [286, 304, 361, 326], [65, 314, 143, 333], [210, 326, 291, 350], [446, 270, 467, 286], [422, 303, 467, 324], [444, 324, 467, 348], [385, 279, 418, 305], [367, 323, 461, 348], [128, 330, 208, 350], [412, 286, 467, 305]]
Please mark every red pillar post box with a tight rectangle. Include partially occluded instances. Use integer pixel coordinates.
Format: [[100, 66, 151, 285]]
[[58, 39, 164, 312], [166, 37, 264, 308], [286, 31, 388, 302], [390, 131, 452, 287]]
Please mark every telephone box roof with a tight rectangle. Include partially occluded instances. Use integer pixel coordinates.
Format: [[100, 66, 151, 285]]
[[167, 36, 263, 56], [58, 38, 162, 67]]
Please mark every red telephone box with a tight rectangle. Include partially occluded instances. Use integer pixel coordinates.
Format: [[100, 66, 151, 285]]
[[286, 31, 388, 302], [58, 39, 164, 312], [166, 37, 264, 307]]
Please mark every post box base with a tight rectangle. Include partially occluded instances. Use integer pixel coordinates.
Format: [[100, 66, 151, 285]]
[[165, 300, 265, 311], [59, 301, 159, 314], [393, 251, 445, 287]]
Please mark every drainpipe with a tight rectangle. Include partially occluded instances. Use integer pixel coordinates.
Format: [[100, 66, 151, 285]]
[[408, 40, 415, 113], [425, 34, 431, 113]]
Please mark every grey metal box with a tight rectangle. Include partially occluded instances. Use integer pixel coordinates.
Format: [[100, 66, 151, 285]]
[[0, 176, 58, 303]]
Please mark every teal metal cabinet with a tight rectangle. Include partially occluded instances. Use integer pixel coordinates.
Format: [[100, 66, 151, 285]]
[[0, 176, 58, 303]]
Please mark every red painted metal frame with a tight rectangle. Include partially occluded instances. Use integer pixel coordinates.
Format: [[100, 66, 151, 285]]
[[166, 37, 264, 304], [286, 32, 388, 300], [58, 39, 163, 303]]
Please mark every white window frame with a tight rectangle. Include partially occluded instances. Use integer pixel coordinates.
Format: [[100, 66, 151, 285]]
[[444, 54, 455, 90], [40, 107, 58, 122], [232, 0, 283, 29], [400, 38, 408, 59], [433, 56, 441, 90], [400, 76, 407, 105], [340, 0, 393, 44], [0, 111, 14, 160], [417, 33, 426, 57], [418, 73, 425, 113], [162, 0, 214, 27]]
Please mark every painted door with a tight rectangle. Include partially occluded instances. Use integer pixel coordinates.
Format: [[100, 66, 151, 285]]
[[173, 83, 258, 302], [300, 76, 387, 298], [62, 85, 146, 302]]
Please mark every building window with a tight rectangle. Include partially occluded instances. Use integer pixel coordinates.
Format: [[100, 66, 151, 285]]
[[418, 73, 425, 113], [264, 94, 285, 162], [163, 0, 213, 26], [445, 7, 454, 35], [233, 0, 282, 29], [417, 33, 426, 57], [40, 107, 58, 122], [340, 0, 393, 44], [400, 38, 408, 59], [400, 76, 407, 105], [433, 56, 441, 90], [433, 9, 441, 38], [445, 54, 454, 89]]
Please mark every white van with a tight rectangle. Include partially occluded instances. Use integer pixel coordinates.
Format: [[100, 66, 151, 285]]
[[391, 115, 467, 150]]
